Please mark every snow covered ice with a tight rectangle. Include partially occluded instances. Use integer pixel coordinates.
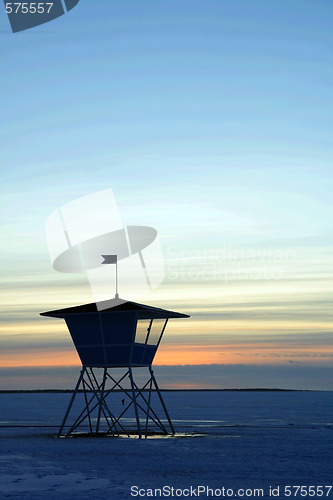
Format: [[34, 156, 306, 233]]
[[0, 390, 332, 499]]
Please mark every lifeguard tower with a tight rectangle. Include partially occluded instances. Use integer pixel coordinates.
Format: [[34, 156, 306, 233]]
[[41, 297, 189, 438]]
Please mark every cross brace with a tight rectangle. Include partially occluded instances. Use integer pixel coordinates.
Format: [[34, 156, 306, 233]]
[[58, 366, 175, 438]]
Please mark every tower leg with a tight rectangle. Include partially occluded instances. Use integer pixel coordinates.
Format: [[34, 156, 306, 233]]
[[82, 376, 93, 433], [144, 375, 153, 438], [58, 368, 85, 437], [129, 367, 142, 438], [96, 367, 107, 433], [150, 367, 175, 435]]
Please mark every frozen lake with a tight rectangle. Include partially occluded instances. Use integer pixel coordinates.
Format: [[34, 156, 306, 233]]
[[0, 391, 332, 499]]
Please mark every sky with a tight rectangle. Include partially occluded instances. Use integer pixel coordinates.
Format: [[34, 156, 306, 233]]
[[1, 0, 332, 390]]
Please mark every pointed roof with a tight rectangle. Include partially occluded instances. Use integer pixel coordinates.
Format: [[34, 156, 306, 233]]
[[40, 297, 189, 320]]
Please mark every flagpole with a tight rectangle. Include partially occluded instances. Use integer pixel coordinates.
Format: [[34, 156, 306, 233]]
[[115, 259, 119, 299], [101, 255, 119, 299]]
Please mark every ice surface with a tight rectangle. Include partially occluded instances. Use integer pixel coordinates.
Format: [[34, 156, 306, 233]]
[[0, 391, 332, 499]]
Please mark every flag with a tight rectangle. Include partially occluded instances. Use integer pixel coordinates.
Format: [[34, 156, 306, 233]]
[[101, 255, 117, 264]]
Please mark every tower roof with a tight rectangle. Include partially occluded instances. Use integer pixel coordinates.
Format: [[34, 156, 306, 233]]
[[40, 297, 190, 320]]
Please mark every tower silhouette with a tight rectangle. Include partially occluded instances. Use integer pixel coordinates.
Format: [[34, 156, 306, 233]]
[[41, 297, 189, 437]]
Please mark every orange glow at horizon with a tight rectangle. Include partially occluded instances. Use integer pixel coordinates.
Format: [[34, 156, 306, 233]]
[[154, 343, 333, 365], [0, 349, 81, 368], [1, 342, 332, 369]]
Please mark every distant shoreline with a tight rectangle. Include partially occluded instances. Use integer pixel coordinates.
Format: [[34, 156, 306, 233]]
[[0, 388, 319, 393]]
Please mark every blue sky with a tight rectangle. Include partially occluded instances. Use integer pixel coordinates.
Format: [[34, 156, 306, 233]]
[[1, 0, 332, 389]]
